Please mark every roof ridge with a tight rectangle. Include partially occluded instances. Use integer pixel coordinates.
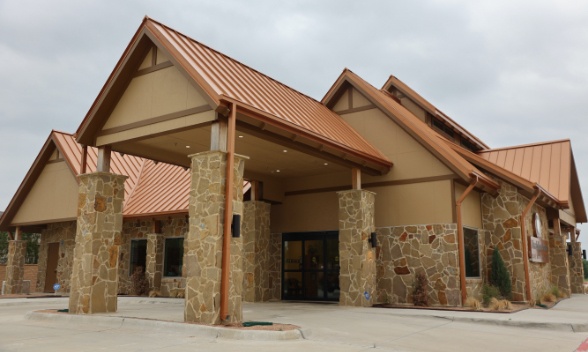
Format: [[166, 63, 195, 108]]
[[147, 17, 325, 106], [479, 139, 571, 153]]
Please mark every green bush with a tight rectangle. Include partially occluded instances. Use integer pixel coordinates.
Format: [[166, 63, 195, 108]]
[[490, 249, 512, 299], [482, 284, 500, 306], [551, 285, 561, 298], [583, 259, 588, 280]]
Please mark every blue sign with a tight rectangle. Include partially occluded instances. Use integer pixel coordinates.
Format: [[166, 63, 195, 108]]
[[364, 291, 370, 300], [53, 283, 61, 291]]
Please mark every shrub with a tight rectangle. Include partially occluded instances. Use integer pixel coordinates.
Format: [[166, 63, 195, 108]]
[[550, 286, 561, 299], [412, 271, 429, 307], [583, 259, 588, 280], [464, 297, 481, 310], [482, 284, 500, 306], [490, 249, 512, 299]]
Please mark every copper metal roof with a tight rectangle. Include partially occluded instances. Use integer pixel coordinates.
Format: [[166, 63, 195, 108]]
[[323, 69, 499, 193], [382, 75, 489, 150], [123, 160, 190, 217], [76, 17, 391, 173], [53, 131, 144, 200]]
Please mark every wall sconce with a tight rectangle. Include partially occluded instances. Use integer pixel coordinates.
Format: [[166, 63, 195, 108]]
[[369, 232, 378, 248]]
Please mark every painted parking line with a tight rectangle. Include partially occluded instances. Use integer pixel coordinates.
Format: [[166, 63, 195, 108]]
[[576, 337, 588, 352]]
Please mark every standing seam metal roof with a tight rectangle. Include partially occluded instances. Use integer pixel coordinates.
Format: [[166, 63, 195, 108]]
[[145, 19, 390, 164]]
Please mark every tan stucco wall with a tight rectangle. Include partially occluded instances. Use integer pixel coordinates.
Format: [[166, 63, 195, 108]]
[[271, 192, 339, 233], [97, 62, 215, 146], [455, 183, 482, 228], [368, 180, 453, 227], [399, 97, 427, 122], [341, 108, 452, 182], [12, 161, 78, 225]]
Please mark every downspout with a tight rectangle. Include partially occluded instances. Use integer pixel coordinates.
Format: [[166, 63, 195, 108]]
[[220, 102, 237, 323], [520, 187, 541, 303], [456, 174, 478, 305]]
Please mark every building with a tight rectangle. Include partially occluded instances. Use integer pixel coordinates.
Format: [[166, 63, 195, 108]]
[[0, 17, 585, 324]]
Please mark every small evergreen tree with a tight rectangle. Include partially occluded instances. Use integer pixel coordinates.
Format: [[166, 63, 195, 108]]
[[490, 249, 512, 299], [583, 259, 588, 280]]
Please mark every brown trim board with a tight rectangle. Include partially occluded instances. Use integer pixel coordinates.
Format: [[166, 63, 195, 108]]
[[134, 60, 173, 77], [335, 104, 377, 115], [284, 175, 456, 197], [97, 105, 213, 137]]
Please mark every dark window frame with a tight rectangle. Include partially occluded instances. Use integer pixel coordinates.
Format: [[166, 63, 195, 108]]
[[164, 237, 184, 277]]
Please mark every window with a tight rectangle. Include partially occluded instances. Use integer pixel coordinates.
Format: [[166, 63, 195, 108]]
[[164, 238, 184, 277], [129, 239, 147, 275], [432, 117, 455, 139], [463, 228, 480, 277]]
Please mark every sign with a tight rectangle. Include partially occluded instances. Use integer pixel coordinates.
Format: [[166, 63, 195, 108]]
[[364, 291, 371, 300], [528, 237, 549, 263], [53, 283, 61, 292]]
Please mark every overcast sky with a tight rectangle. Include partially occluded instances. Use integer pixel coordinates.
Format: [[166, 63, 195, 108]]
[[1, 0, 587, 246]]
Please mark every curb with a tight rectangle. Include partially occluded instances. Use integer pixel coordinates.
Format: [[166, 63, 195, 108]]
[[26, 311, 303, 341], [434, 315, 588, 332]]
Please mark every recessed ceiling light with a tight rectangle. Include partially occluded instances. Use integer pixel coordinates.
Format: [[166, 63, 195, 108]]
[[283, 149, 288, 153], [238, 135, 244, 138], [185, 145, 190, 149], [276, 169, 281, 173], [324, 162, 329, 166]]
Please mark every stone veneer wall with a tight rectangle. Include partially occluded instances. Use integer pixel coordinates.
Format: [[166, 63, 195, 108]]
[[37, 221, 77, 293], [482, 181, 525, 301], [69, 172, 126, 314], [482, 179, 553, 301], [118, 217, 188, 296], [376, 224, 461, 306], [4, 240, 27, 294], [242, 201, 271, 302], [569, 242, 585, 293], [268, 233, 282, 300], [549, 231, 571, 296]]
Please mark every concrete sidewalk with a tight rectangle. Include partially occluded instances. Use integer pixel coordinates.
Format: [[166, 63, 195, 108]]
[[7, 294, 588, 339]]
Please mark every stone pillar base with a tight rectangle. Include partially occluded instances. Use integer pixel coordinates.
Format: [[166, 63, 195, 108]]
[[69, 172, 126, 314], [570, 242, 584, 294], [184, 151, 245, 324], [243, 201, 271, 302], [146, 233, 164, 290], [338, 189, 376, 307], [5, 240, 27, 294]]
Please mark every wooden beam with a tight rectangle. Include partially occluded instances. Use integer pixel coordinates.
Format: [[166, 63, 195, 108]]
[[97, 146, 112, 172], [81, 145, 88, 174], [210, 119, 228, 152], [352, 168, 361, 190]]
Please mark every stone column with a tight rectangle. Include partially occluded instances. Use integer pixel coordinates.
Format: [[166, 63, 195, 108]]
[[549, 232, 571, 296], [69, 172, 126, 314], [145, 233, 164, 290], [338, 189, 376, 307], [4, 240, 27, 294], [184, 151, 245, 324], [569, 242, 585, 294], [242, 201, 271, 302]]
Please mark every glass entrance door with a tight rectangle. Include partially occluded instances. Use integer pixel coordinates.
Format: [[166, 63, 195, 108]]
[[282, 231, 339, 301]]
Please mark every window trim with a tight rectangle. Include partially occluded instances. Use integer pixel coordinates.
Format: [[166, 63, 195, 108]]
[[463, 226, 481, 279]]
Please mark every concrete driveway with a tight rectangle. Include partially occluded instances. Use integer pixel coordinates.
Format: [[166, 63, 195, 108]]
[[1, 295, 588, 351]]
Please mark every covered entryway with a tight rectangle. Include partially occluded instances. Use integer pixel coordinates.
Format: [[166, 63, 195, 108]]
[[282, 231, 339, 301], [70, 17, 390, 323]]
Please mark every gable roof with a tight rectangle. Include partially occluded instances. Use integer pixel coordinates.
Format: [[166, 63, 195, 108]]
[[0, 131, 193, 231], [75, 17, 391, 174], [478, 140, 586, 222], [322, 69, 499, 193], [382, 75, 489, 150]]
